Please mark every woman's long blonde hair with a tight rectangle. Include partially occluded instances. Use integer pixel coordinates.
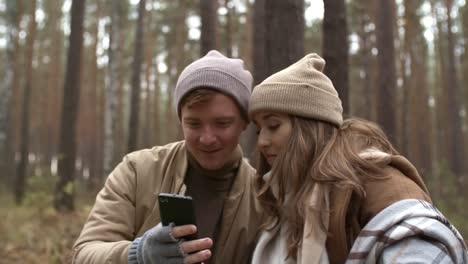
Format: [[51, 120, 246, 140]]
[[254, 117, 399, 259]]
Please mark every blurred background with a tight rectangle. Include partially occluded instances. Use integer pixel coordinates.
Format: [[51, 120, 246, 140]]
[[0, 0, 467, 262]]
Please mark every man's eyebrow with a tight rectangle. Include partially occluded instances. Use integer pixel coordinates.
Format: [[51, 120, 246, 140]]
[[183, 117, 200, 122]]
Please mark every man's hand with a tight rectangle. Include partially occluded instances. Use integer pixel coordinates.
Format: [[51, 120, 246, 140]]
[[172, 225, 213, 263], [129, 223, 213, 264]]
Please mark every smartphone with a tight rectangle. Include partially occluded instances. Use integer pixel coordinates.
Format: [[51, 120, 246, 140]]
[[158, 193, 197, 240]]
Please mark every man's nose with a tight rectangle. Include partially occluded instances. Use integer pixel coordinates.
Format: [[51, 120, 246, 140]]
[[199, 127, 217, 145]]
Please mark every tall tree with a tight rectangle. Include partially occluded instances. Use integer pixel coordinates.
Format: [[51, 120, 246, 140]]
[[322, 0, 350, 114], [375, 0, 397, 144], [165, 0, 189, 143], [104, 0, 123, 176], [223, 0, 234, 57], [55, 0, 86, 212], [127, 0, 146, 153], [240, 0, 253, 71], [461, 1, 468, 198], [141, 2, 155, 148], [244, 0, 305, 158], [348, 0, 376, 119], [402, 0, 432, 176], [443, 0, 464, 179], [200, 0, 217, 56], [1, 0, 22, 187], [14, 0, 37, 204], [430, 0, 447, 164], [42, 0, 64, 174], [113, 2, 131, 167], [79, 0, 103, 190], [254, 0, 304, 82]]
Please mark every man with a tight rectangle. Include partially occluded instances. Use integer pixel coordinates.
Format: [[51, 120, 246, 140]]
[[71, 50, 262, 264]]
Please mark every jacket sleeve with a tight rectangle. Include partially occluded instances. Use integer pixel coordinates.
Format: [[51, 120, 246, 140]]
[[71, 155, 138, 264], [379, 235, 463, 264]]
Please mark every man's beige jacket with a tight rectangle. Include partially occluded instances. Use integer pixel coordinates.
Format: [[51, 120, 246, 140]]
[[72, 141, 262, 263]]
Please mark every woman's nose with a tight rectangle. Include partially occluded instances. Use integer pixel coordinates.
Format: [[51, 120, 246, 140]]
[[257, 131, 270, 149]]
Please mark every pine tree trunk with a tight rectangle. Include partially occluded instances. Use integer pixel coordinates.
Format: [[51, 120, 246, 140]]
[[350, 0, 374, 120], [127, 0, 145, 153], [403, 0, 432, 176], [41, 0, 63, 175], [55, 0, 86, 212], [1, 0, 22, 188], [142, 3, 155, 148], [200, 0, 217, 56], [443, 0, 464, 187], [323, 0, 350, 114], [245, 0, 304, 158], [375, 0, 397, 143], [104, 0, 122, 176], [431, 0, 449, 178], [86, 0, 101, 190], [15, 0, 37, 204], [224, 0, 233, 57]]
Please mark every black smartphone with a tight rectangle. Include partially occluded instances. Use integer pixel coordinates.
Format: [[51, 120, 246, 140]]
[[158, 193, 197, 240]]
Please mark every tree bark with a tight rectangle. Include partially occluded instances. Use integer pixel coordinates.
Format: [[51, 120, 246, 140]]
[[349, 0, 374, 119], [127, 0, 145, 153], [375, 0, 397, 144], [244, 0, 304, 159], [41, 0, 64, 176], [142, 2, 155, 148], [444, 0, 464, 178], [15, 0, 37, 204], [323, 0, 350, 114], [402, 0, 432, 177], [1, 0, 22, 188], [200, 0, 217, 56], [55, 0, 86, 212], [104, 0, 123, 176], [223, 0, 233, 57]]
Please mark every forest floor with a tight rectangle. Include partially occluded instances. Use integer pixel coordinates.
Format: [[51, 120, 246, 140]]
[[0, 185, 467, 263], [0, 192, 93, 264]]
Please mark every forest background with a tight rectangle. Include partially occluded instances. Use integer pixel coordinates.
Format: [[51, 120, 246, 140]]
[[0, 0, 467, 262]]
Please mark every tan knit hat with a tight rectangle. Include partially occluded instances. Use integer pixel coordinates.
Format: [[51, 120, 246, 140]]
[[249, 53, 343, 127]]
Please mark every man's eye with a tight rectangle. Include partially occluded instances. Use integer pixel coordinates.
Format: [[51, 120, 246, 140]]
[[217, 121, 231, 127], [186, 123, 200, 128]]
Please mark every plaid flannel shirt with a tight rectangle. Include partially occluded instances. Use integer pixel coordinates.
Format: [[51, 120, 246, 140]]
[[346, 199, 468, 264]]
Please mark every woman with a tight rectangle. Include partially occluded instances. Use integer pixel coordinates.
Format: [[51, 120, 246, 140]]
[[249, 53, 467, 264]]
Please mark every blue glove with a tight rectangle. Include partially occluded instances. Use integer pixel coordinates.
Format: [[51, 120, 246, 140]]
[[128, 223, 185, 264]]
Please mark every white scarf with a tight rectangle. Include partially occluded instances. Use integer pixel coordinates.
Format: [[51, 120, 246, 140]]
[[251, 172, 330, 264]]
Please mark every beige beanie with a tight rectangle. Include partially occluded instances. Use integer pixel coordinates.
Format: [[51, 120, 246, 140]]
[[249, 53, 343, 127]]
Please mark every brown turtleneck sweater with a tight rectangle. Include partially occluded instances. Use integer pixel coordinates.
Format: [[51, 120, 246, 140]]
[[184, 148, 241, 246]]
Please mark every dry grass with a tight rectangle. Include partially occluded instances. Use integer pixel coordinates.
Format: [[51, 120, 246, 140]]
[[0, 193, 92, 264]]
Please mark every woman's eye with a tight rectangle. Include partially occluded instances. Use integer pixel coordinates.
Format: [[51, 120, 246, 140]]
[[268, 124, 279, 130]]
